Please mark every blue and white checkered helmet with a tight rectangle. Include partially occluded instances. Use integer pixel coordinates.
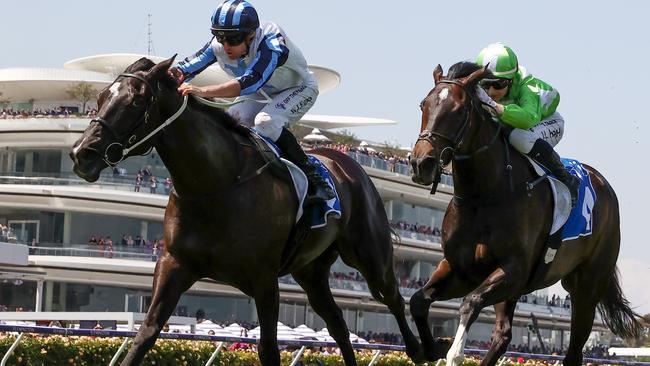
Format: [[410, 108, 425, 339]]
[[211, 0, 260, 34]]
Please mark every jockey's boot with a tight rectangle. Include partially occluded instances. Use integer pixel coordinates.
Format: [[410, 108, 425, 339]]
[[275, 127, 335, 203], [528, 139, 580, 207]]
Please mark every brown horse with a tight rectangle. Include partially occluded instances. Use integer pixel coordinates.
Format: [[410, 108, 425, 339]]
[[408, 61, 641, 366], [69, 56, 423, 365]]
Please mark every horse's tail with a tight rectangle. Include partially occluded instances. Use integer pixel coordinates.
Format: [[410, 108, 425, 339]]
[[597, 267, 643, 339]]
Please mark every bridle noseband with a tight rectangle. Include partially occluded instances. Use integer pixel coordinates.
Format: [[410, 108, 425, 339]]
[[90, 73, 159, 167]]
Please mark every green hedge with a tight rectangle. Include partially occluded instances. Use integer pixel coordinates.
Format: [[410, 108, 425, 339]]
[[0, 334, 484, 365]]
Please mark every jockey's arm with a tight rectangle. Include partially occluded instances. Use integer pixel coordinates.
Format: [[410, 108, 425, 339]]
[[178, 79, 241, 98], [201, 79, 242, 98], [174, 40, 218, 82], [236, 36, 287, 95], [500, 90, 542, 130]]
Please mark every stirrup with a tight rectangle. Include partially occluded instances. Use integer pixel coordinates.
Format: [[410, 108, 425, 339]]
[[563, 176, 580, 207]]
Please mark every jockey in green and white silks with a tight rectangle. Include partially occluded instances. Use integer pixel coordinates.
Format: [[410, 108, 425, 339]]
[[475, 42, 580, 206]]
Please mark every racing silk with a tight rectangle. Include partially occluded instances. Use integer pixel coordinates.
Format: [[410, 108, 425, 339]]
[[176, 21, 315, 96], [499, 66, 561, 130]]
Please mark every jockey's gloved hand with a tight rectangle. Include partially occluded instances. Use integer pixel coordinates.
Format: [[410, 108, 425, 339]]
[[476, 87, 499, 117], [476, 87, 497, 108]]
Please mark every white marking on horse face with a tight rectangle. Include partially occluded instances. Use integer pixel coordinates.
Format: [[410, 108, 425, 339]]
[[72, 136, 88, 155], [439, 88, 449, 101], [109, 83, 121, 100], [446, 322, 468, 366]]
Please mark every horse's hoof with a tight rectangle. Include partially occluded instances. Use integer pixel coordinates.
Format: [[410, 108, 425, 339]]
[[446, 354, 465, 366], [423, 337, 452, 361], [434, 337, 452, 355], [405, 344, 425, 364], [423, 349, 440, 362]]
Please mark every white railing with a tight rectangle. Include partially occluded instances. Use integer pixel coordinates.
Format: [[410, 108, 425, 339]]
[[0, 323, 647, 366]]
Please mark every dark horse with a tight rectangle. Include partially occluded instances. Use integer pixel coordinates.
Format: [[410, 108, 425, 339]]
[[69, 56, 422, 365], [408, 62, 641, 366]]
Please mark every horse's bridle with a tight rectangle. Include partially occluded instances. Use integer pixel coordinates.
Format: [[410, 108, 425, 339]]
[[90, 73, 159, 167], [416, 79, 502, 164]]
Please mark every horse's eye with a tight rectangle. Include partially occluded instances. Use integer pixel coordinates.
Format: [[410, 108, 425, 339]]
[[419, 100, 425, 110]]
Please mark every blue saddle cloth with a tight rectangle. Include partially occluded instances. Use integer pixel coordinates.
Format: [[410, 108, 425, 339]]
[[255, 131, 341, 229], [558, 159, 597, 241]]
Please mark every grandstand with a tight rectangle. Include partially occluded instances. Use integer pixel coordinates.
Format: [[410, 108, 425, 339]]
[[0, 53, 607, 352]]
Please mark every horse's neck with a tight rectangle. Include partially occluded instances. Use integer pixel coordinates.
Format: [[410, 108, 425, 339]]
[[452, 116, 511, 200], [155, 96, 238, 195]]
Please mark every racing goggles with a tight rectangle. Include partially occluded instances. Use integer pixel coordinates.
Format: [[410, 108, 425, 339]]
[[212, 30, 248, 46], [480, 78, 512, 90]]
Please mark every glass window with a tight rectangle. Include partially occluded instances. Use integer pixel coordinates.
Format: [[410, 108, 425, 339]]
[[0, 279, 37, 311], [8, 220, 39, 244], [392, 201, 444, 229]]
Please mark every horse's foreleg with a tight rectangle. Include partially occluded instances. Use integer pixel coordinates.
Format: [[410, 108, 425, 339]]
[[479, 300, 517, 366], [120, 254, 197, 366], [446, 266, 524, 366], [409, 259, 471, 361], [254, 281, 281, 366]]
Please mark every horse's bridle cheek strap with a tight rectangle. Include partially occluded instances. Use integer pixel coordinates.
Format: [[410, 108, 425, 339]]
[[416, 130, 455, 168]]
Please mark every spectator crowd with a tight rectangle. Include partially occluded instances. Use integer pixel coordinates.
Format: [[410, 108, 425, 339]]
[[87, 234, 164, 259], [0, 107, 98, 119], [0, 224, 17, 243], [519, 293, 571, 309], [390, 220, 441, 239]]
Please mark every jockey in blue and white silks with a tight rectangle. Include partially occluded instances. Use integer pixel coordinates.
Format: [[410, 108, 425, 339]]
[[170, 0, 334, 203], [178, 20, 315, 98]]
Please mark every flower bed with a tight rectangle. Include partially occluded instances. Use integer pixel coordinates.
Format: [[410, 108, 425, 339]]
[[1, 333, 590, 366], [0, 334, 476, 366]]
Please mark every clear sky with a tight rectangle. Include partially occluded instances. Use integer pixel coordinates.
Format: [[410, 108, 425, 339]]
[[2, 1, 649, 314]]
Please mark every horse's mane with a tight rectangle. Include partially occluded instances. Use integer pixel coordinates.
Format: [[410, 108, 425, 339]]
[[125, 57, 240, 129], [124, 58, 156, 73], [447, 61, 482, 79], [446, 61, 489, 91], [447, 61, 496, 123]]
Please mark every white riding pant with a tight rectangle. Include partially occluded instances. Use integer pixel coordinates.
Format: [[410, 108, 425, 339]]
[[508, 112, 565, 154], [227, 84, 319, 141]]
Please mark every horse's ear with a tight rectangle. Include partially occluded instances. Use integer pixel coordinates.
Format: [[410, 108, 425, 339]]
[[463, 65, 488, 85], [148, 54, 177, 80], [433, 65, 443, 84]]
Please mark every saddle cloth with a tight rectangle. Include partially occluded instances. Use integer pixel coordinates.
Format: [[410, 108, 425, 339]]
[[526, 157, 597, 263], [252, 130, 342, 229]]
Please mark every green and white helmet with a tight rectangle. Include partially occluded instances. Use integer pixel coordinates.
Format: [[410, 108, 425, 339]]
[[476, 43, 519, 79]]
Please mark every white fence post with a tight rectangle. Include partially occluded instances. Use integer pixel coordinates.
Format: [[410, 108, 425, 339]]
[[109, 338, 130, 366], [1, 333, 24, 366], [289, 346, 306, 366], [204, 341, 224, 366], [367, 350, 382, 366]]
